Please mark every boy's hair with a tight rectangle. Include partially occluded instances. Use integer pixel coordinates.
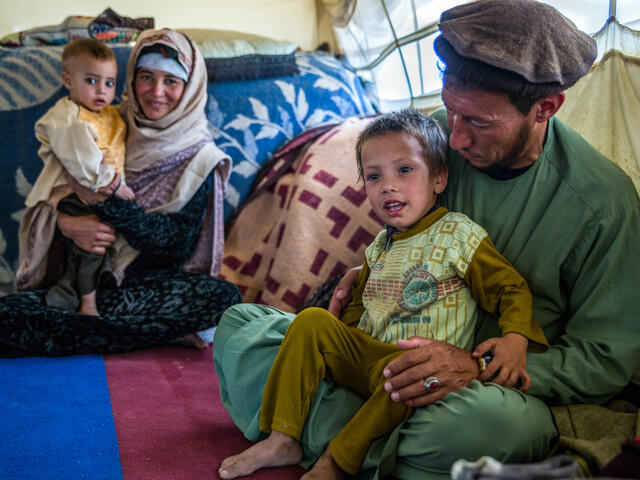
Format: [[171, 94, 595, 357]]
[[355, 109, 448, 182], [61, 38, 115, 73]]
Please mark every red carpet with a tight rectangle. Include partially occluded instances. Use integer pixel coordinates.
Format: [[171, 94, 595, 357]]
[[105, 346, 305, 480]]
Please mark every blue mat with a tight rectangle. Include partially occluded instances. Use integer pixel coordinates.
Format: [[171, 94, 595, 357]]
[[0, 355, 122, 480]]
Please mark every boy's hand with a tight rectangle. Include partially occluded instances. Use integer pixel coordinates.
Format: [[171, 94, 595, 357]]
[[328, 266, 361, 318], [473, 332, 531, 392], [114, 183, 135, 201]]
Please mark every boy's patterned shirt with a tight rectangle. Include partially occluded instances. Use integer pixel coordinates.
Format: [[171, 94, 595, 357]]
[[359, 211, 487, 349]]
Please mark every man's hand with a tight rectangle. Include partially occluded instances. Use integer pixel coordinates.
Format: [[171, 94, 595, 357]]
[[327, 266, 361, 317], [383, 337, 480, 407], [57, 213, 116, 255], [473, 332, 531, 392]]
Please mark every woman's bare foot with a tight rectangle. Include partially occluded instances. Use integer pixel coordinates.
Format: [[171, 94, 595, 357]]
[[301, 446, 345, 480], [78, 291, 99, 317], [219, 431, 302, 479], [172, 333, 208, 349]]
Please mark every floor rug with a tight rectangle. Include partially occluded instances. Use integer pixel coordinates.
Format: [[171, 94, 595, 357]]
[[0, 355, 122, 480], [1, 347, 305, 480], [105, 346, 305, 480]]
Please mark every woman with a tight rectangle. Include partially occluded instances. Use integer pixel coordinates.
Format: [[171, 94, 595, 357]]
[[1, 29, 241, 356]]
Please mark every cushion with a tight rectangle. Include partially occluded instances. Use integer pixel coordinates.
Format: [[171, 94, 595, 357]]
[[205, 54, 298, 81], [182, 28, 299, 81], [181, 28, 298, 58], [89, 8, 154, 44]]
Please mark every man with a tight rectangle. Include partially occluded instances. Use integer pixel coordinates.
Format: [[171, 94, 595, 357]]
[[214, 1, 640, 478]]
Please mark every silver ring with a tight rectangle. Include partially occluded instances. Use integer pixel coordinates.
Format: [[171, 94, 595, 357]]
[[423, 376, 440, 392]]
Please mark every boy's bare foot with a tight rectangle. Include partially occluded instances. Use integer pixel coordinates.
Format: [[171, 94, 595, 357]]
[[172, 333, 208, 349], [78, 291, 99, 317], [219, 431, 302, 479], [301, 446, 345, 480]]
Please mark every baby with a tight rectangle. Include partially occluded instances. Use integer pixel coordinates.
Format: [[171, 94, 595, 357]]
[[26, 38, 134, 316]]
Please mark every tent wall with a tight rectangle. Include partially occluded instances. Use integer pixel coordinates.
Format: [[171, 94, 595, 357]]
[[0, 0, 335, 51], [559, 51, 640, 192], [557, 18, 640, 192]]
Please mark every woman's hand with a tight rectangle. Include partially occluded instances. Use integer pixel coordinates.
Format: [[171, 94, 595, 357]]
[[328, 266, 362, 317], [57, 212, 116, 255], [383, 337, 480, 407], [473, 332, 531, 392]]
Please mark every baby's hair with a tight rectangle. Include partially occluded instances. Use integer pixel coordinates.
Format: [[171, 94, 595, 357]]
[[61, 38, 115, 73], [355, 109, 448, 182]]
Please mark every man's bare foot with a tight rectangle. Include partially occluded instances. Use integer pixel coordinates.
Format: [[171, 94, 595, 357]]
[[219, 431, 302, 479], [172, 333, 208, 349], [78, 291, 99, 317], [301, 446, 345, 480]]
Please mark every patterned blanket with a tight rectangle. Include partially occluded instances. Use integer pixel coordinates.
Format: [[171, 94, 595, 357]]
[[221, 116, 383, 312]]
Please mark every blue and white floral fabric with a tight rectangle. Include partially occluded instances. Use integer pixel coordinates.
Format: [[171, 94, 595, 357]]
[[0, 46, 376, 270]]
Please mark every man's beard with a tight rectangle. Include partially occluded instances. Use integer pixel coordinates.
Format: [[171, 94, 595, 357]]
[[495, 122, 531, 169]]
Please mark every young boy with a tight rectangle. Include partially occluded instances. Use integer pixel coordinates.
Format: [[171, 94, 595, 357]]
[[25, 38, 134, 316], [219, 110, 548, 479]]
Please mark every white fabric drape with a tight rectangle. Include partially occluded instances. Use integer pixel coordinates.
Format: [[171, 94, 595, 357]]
[[327, 0, 465, 110], [320, 0, 357, 27]]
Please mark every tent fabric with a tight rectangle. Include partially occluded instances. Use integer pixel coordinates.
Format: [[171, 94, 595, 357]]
[[558, 18, 640, 193], [593, 17, 640, 62], [320, 0, 357, 28], [558, 50, 640, 192]]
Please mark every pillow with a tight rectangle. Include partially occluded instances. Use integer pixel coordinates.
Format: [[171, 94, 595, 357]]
[[0, 33, 22, 47], [181, 28, 298, 57], [205, 54, 298, 81], [180, 28, 299, 81]]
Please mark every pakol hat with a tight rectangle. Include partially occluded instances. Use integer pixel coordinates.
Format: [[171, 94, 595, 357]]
[[437, 0, 597, 88]]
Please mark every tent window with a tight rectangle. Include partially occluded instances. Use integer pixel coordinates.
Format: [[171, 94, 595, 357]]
[[327, 0, 639, 112]]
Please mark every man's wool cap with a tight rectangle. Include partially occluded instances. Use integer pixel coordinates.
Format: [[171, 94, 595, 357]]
[[437, 0, 597, 88]]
